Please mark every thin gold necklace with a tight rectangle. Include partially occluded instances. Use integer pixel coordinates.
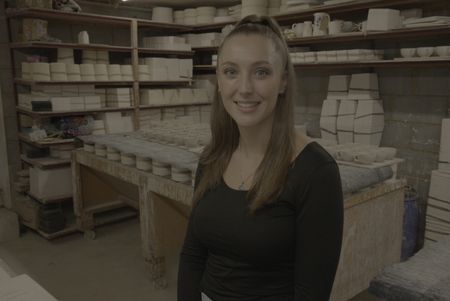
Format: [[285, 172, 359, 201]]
[[237, 144, 259, 190]]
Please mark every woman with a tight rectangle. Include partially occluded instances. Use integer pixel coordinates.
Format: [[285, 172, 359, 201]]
[[178, 15, 343, 301]]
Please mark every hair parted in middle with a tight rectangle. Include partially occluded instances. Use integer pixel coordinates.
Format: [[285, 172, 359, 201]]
[[192, 15, 298, 213]]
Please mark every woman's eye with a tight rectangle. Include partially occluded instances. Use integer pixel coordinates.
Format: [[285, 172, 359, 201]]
[[223, 68, 237, 77], [255, 69, 270, 78]]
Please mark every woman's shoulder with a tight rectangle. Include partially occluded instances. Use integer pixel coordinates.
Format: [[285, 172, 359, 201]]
[[291, 134, 336, 169]]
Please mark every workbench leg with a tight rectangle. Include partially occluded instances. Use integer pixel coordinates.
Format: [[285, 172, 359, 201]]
[[139, 186, 167, 289]]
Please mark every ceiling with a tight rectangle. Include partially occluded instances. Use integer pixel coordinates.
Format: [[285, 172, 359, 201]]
[[84, 0, 241, 9]]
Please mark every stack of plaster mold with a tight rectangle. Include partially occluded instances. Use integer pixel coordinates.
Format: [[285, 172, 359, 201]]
[[320, 73, 384, 146], [106, 88, 132, 108], [183, 33, 223, 48], [350, 73, 384, 146], [18, 85, 101, 112], [97, 111, 133, 134], [142, 36, 191, 51], [144, 58, 193, 81], [320, 75, 349, 143]]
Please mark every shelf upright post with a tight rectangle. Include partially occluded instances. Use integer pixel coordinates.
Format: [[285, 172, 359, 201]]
[[131, 19, 140, 131]]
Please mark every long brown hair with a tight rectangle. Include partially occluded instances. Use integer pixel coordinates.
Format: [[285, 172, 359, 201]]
[[193, 15, 297, 213]]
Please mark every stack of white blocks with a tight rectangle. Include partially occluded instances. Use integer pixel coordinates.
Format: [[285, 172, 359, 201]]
[[140, 88, 208, 106], [320, 75, 349, 143], [350, 73, 384, 146], [320, 73, 385, 146], [183, 33, 223, 48], [143, 58, 193, 81], [99, 112, 133, 134], [139, 109, 162, 129]]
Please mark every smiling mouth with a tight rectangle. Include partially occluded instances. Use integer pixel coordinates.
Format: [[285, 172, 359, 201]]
[[233, 101, 261, 108]]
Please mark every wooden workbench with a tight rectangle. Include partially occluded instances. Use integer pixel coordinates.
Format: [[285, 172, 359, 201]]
[[72, 148, 405, 298]]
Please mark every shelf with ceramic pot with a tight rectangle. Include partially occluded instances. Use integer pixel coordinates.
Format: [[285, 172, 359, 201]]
[[136, 18, 192, 31], [287, 25, 450, 46], [19, 133, 75, 148], [17, 106, 134, 118], [6, 8, 133, 26], [10, 42, 132, 53], [273, 0, 441, 24]]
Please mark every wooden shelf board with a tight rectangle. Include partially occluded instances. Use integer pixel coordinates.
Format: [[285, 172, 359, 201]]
[[19, 133, 75, 148], [193, 65, 216, 71], [293, 59, 450, 68], [139, 80, 191, 86], [188, 21, 235, 32], [138, 48, 194, 56], [137, 19, 191, 31], [192, 46, 218, 52], [15, 79, 135, 86], [10, 41, 132, 52], [6, 8, 131, 26], [35, 223, 79, 240], [17, 106, 134, 117], [139, 102, 211, 109], [287, 25, 450, 45], [21, 154, 71, 169], [27, 192, 72, 205], [194, 58, 450, 71]]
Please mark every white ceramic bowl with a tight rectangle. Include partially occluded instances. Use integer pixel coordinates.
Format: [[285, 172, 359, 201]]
[[400, 48, 416, 58], [435, 46, 450, 57], [417, 47, 434, 57]]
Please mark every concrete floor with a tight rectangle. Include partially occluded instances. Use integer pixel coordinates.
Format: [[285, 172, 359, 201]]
[[0, 218, 382, 301]]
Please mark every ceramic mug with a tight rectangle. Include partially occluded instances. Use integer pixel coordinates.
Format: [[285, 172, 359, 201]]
[[292, 22, 304, 38], [303, 21, 313, 37], [78, 31, 90, 44], [329, 20, 344, 35], [313, 12, 330, 36]]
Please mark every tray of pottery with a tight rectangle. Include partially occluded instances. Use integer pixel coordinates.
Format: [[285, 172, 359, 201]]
[[337, 157, 404, 169]]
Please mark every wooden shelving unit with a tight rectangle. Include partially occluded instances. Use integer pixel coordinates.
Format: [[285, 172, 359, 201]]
[[138, 48, 194, 56], [15, 79, 135, 86]]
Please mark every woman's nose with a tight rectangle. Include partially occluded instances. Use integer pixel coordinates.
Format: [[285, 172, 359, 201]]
[[238, 74, 253, 95]]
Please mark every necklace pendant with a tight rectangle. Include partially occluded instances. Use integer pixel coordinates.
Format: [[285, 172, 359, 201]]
[[238, 181, 245, 190]]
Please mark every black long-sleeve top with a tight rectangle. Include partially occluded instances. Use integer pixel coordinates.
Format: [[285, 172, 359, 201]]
[[178, 142, 344, 301]]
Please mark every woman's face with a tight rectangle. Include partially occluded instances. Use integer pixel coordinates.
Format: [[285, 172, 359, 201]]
[[217, 33, 287, 129]]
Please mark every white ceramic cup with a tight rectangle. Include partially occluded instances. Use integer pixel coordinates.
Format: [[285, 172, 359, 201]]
[[400, 48, 416, 58], [292, 22, 304, 38], [417, 47, 434, 57], [313, 12, 330, 36], [303, 21, 313, 37], [329, 20, 344, 35], [342, 21, 355, 32]]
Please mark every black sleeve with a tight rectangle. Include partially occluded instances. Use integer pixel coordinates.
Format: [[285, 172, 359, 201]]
[[177, 166, 208, 301], [294, 162, 344, 301]]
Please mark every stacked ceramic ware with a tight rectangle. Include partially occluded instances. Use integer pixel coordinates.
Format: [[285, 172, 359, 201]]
[[174, 10, 184, 24], [196, 6, 216, 24], [242, 0, 268, 18], [50, 63, 67, 81], [184, 8, 197, 25], [228, 4, 241, 20], [106, 88, 132, 108], [152, 6, 173, 23]]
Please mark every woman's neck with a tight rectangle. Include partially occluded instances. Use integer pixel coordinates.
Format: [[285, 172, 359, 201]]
[[237, 119, 273, 159]]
